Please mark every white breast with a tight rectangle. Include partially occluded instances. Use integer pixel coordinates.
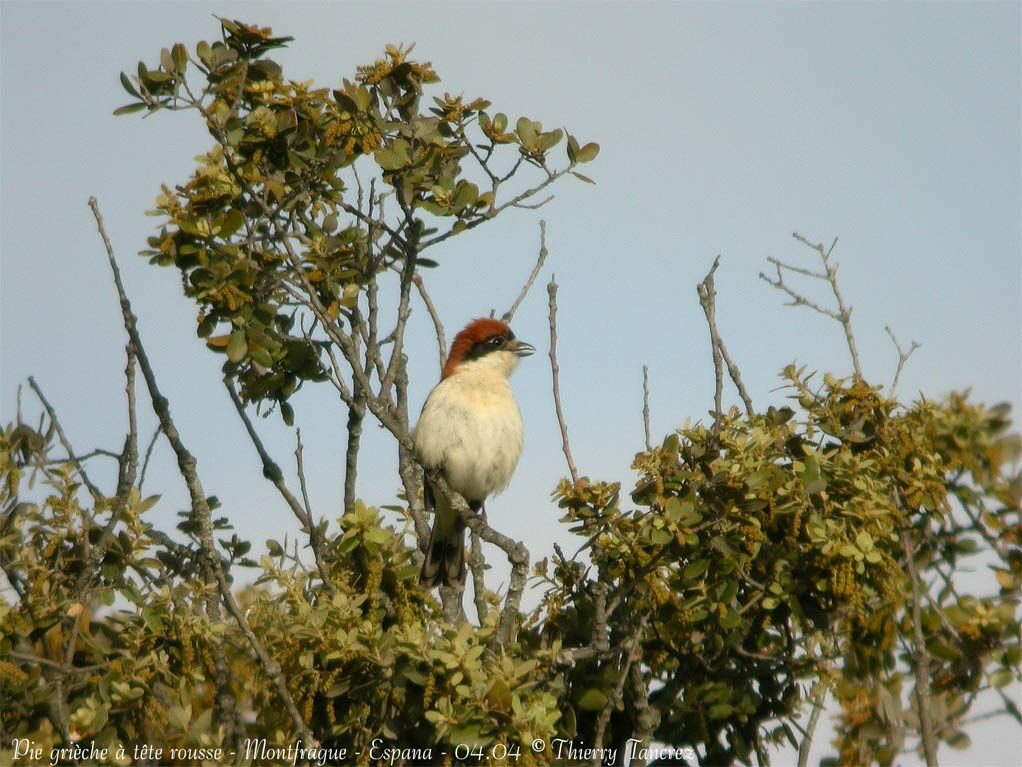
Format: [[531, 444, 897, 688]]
[[414, 368, 525, 503]]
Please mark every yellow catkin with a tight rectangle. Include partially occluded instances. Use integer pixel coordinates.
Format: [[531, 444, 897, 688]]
[[0, 660, 28, 684]]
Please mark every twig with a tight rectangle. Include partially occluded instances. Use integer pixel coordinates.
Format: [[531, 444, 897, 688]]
[[762, 233, 862, 379], [698, 258, 724, 433], [26, 377, 102, 502], [137, 425, 161, 490], [43, 447, 121, 465], [697, 257, 755, 425], [295, 429, 334, 594], [547, 276, 579, 484], [224, 380, 334, 594], [88, 196, 315, 747], [797, 681, 828, 767], [502, 220, 549, 323], [885, 325, 921, 398], [642, 365, 652, 451], [413, 273, 447, 373], [902, 529, 939, 767]]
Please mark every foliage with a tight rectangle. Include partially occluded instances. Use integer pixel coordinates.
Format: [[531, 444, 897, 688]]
[[545, 372, 1020, 764], [1, 17, 1019, 767], [123, 19, 595, 414]]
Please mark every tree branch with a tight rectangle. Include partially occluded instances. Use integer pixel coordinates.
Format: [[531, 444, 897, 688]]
[[797, 680, 828, 767], [502, 220, 549, 323], [547, 276, 579, 484], [26, 377, 103, 502], [885, 324, 921, 398], [88, 196, 314, 747], [902, 529, 939, 767], [697, 256, 755, 426], [224, 379, 334, 595], [642, 365, 652, 451], [413, 273, 447, 373], [762, 233, 862, 379]]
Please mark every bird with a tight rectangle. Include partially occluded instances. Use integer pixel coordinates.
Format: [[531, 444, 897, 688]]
[[414, 317, 535, 589]]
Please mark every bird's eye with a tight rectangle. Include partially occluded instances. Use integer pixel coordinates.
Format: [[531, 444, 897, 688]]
[[489, 336, 503, 346]]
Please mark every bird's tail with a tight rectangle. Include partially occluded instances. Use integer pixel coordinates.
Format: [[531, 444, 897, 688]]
[[419, 489, 467, 589]]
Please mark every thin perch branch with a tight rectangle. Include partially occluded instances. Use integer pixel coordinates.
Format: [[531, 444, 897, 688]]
[[642, 365, 652, 451], [224, 379, 334, 595], [27, 377, 102, 502], [797, 681, 828, 767], [502, 220, 549, 323], [547, 276, 579, 484], [885, 324, 921, 398], [413, 273, 447, 373], [902, 529, 940, 767], [762, 233, 862, 379], [697, 257, 755, 427], [137, 425, 161, 490], [88, 196, 316, 748]]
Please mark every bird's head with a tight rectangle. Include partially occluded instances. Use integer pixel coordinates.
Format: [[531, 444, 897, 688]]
[[442, 318, 535, 380]]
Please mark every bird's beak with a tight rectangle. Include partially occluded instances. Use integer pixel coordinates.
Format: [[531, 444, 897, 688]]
[[510, 339, 535, 358]]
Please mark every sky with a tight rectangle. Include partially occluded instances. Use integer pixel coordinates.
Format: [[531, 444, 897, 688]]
[[2, 2, 1020, 765]]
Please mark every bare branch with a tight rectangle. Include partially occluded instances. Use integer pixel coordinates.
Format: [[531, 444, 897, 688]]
[[510, 194, 554, 211], [137, 424, 161, 491], [902, 529, 939, 767], [413, 273, 447, 373], [763, 233, 863, 379], [885, 324, 921, 398], [759, 263, 841, 320], [88, 196, 315, 748], [468, 530, 489, 625], [628, 663, 659, 764], [697, 257, 755, 424], [592, 615, 648, 764], [343, 392, 366, 515], [26, 377, 102, 502], [224, 379, 334, 594], [547, 276, 580, 484], [767, 255, 827, 280], [797, 681, 828, 767], [502, 220, 549, 324], [642, 365, 652, 451]]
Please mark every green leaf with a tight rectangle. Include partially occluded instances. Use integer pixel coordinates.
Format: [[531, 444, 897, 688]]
[[375, 148, 405, 171], [516, 117, 537, 145], [571, 170, 595, 184], [113, 103, 147, 116], [226, 330, 248, 363], [684, 558, 710, 580], [708, 703, 733, 719], [651, 527, 673, 545], [218, 209, 245, 238], [167, 704, 190, 730], [567, 134, 580, 162], [719, 609, 741, 630], [577, 688, 609, 711], [171, 43, 188, 73], [280, 401, 294, 427], [119, 72, 140, 98], [946, 732, 971, 750], [576, 142, 600, 163]]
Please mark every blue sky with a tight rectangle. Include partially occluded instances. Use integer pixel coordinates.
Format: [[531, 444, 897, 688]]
[[2, 2, 1019, 764]]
